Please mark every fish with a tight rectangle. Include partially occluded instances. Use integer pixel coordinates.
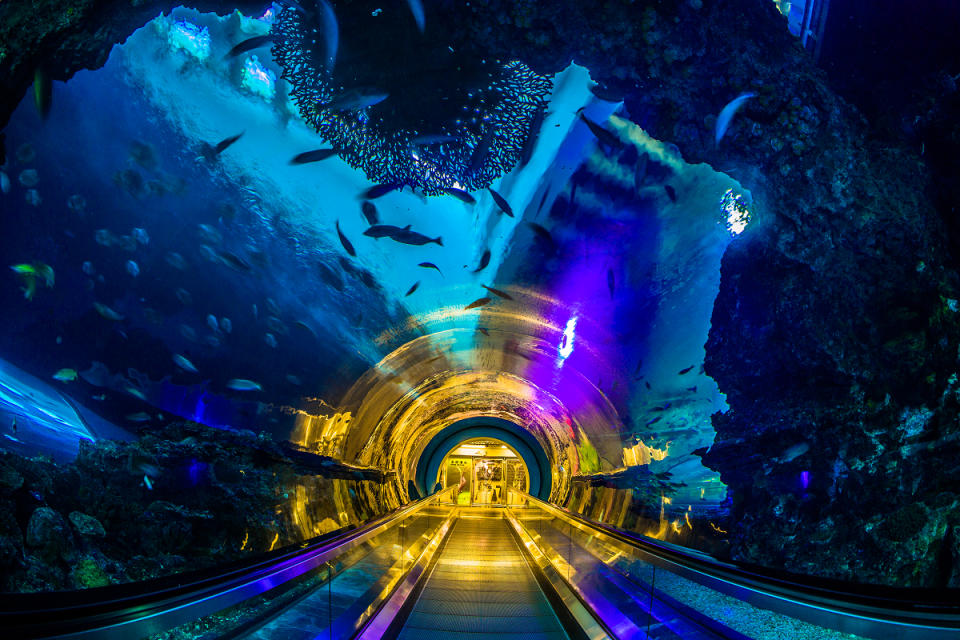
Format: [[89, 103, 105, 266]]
[[132, 228, 150, 245], [221, 317, 232, 334], [175, 288, 192, 305], [10, 263, 54, 300], [361, 201, 379, 225], [225, 34, 273, 58], [607, 269, 615, 297], [715, 92, 756, 144], [686, 386, 697, 393], [227, 378, 263, 391], [364, 224, 442, 246], [290, 148, 337, 164], [519, 106, 546, 167], [18, 169, 38, 187], [444, 187, 476, 204], [126, 260, 139, 277], [464, 297, 491, 310], [179, 324, 197, 341], [316, 0, 339, 70], [24, 189, 41, 206], [336, 220, 356, 256], [361, 183, 399, 199], [52, 368, 77, 382], [317, 261, 344, 291], [94, 303, 123, 321], [482, 284, 513, 300], [286, 374, 302, 386], [82, 261, 95, 276], [165, 252, 188, 270], [143, 475, 154, 490], [644, 381, 652, 390], [405, 0, 425, 32], [265, 332, 278, 348], [0, 171, 9, 194], [678, 365, 694, 375], [34, 68, 52, 119], [325, 90, 387, 112], [207, 314, 219, 332], [780, 442, 810, 462], [578, 110, 621, 149], [418, 262, 442, 275], [473, 249, 491, 272], [173, 354, 198, 373], [645, 417, 662, 427], [214, 132, 244, 155], [217, 250, 252, 272], [125, 412, 152, 422], [664, 184, 677, 202], [478, 327, 490, 336], [488, 187, 514, 217], [405, 281, 420, 296], [197, 223, 222, 245], [92, 394, 106, 401]]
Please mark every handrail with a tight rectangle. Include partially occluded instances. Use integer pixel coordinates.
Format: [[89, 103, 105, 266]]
[[508, 489, 960, 639], [1, 487, 456, 640]]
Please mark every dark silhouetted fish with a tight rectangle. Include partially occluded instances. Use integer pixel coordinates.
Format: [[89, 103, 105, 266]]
[[473, 250, 491, 272], [488, 188, 513, 217], [34, 69, 51, 120], [336, 220, 356, 256], [444, 187, 476, 204], [290, 148, 336, 164], [405, 281, 420, 296], [607, 269, 615, 298], [214, 132, 244, 154], [218, 250, 252, 272], [464, 297, 491, 310], [364, 224, 441, 246], [645, 416, 662, 427], [418, 261, 442, 275], [678, 365, 694, 375], [478, 327, 489, 336], [225, 34, 273, 58], [644, 381, 651, 390], [361, 201, 379, 225], [362, 183, 399, 199], [578, 110, 621, 149], [664, 184, 677, 202], [482, 284, 512, 300], [520, 106, 545, 167], [293, 321, 318, 340], [686, 386, 697, 393]]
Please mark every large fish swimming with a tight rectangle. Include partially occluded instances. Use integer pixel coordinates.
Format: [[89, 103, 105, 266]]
[[488, 188, 513, 217], [225, 34, 273, 59], [364, 224, 442, 246], [336, 220, 356, 256]]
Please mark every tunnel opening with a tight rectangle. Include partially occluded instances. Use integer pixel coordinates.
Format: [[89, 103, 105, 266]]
[[414, 416, 550, 502], [435, 438, 529, 506]]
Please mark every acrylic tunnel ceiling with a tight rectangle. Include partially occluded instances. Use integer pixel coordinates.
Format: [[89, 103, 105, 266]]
[[0, 6, 753, 506]]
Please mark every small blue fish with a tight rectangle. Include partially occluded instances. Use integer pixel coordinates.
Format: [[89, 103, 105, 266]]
[[126, 260, 139, 277], [715, 92, 756, 144], [227, 378, 263, 391]]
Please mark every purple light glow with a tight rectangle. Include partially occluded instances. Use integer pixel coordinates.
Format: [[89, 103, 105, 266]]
[[800, 470, 810, 489]]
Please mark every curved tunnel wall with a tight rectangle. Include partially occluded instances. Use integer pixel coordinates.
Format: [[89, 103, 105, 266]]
[[414, 417, 551, 500]]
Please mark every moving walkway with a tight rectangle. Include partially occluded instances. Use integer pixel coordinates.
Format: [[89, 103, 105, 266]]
[[3, 488, 959, 639]]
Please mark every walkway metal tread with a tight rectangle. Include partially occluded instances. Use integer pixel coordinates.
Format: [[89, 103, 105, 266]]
[[396, 515, 570, 640]]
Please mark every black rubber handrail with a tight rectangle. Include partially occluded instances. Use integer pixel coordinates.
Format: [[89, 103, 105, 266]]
[[511, 490, 960, 638], [0, 488, 455, 639]]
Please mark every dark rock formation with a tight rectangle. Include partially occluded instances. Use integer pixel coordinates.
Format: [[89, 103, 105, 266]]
[[0, 422, 401, 592]]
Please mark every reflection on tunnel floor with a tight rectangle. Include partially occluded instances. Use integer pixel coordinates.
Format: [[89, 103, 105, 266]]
[[397, 510, 568, 640]]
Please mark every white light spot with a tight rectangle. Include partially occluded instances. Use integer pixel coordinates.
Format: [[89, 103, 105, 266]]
[[558, 316, 577, 360]]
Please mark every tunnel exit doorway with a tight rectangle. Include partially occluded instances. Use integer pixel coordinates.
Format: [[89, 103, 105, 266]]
[[439, 439, 528, 506]]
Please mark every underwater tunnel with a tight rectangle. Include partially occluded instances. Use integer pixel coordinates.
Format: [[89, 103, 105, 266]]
[[1, 0, 960, 638]]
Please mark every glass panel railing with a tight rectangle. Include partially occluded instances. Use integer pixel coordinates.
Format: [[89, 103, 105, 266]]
[[506, 490, 960, 640], [2, 488, 456, 640]]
